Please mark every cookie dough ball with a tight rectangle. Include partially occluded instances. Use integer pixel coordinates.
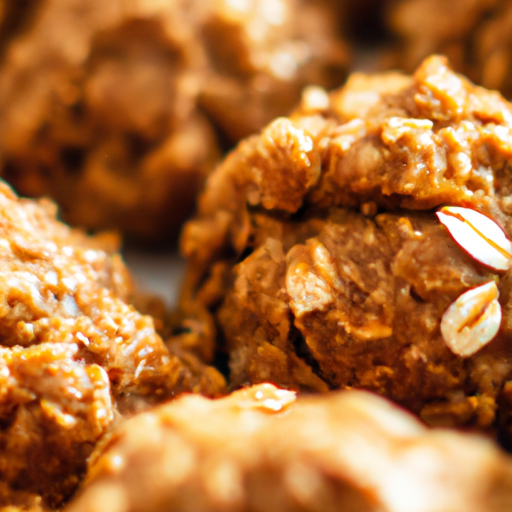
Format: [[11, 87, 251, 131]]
[[197, 0, 348, 142], [0, 182, 224, 508], [180, 56, 512, 437], [0, 0, 347, 240], [388, 0, 512, 98], [66, 385, 512, 512]]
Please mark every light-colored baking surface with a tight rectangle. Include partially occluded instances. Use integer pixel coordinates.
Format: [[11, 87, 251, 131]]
[[124, 248, 185, 307]]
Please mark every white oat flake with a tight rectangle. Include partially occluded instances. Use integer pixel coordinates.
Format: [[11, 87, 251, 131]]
[[440, 281, 501, 357], [436, 206, 512, 271]]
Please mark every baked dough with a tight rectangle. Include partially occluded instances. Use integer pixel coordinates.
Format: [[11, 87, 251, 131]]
[[67, 385, 512, 512], [180, 55, 512, 439]]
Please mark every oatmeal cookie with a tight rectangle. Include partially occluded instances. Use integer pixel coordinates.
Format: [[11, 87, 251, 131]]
[[0, 0, 218, 240], [0, 0, 347, 240], [0, 182, 224, 508], [67, 385, 512, 512], [180, 55, 512, 438]]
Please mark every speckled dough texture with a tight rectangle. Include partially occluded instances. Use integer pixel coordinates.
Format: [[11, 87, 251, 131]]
[[0, 182, 224, 509], [66, 386, 512, 512], [0, 0, 347, 239], [180, 55, 512, 439]]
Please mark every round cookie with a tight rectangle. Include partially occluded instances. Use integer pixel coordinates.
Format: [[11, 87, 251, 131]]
[[0, 182, 224, 508], [180, 55, 512, 438], [67, 385, 512, 512], [0, 0, 347, 240]]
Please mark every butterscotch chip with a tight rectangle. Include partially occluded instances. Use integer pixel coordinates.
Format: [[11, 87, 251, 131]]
[[0, 182, 225, 509], [179, 56, 512, 439], [66, 387, 512, 512]]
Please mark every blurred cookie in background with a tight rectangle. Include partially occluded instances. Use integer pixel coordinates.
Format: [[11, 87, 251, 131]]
[[67, 385, 512, 512], [0, 0, 348, 242], [0, 0, 218, 242], [197, 0, 348, 142], [387, 0, 512, 97]]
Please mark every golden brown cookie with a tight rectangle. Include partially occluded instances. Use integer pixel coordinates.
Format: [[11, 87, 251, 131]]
[[0, 182, 224, 508], [180, 55, 512, 438], [0, 0, 347, 240], [67, 385, 512, 512]]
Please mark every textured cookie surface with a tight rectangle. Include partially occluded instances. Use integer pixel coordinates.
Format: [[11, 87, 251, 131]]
[[181, 56, 512, 438], [0, 182, 224, 508]]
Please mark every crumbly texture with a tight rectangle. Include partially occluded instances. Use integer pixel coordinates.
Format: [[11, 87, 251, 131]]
[[0, 182, 225, 509], [0, 0, 347, 240], [66, 385, 512, 512], [180, 56, 512, 438], [387, 0, 512, 98]]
